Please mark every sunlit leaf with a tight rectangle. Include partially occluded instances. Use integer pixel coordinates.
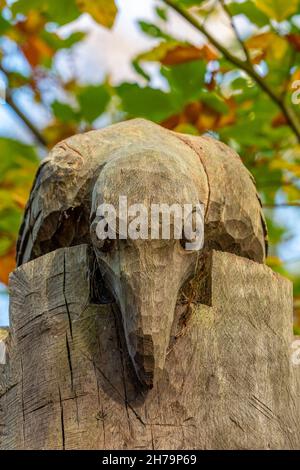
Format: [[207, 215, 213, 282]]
[[77, 85, 110, 123], [155, 6, 168, 21], [246, 32, 289, 62], [0, 14, 10, 34], [161, 60, 207, 103], [76, 0, 117, 28], [173, 0, 206, 5], [138, 21, 173, 40], [52, 101, 79, 123], [137, 41, 218, 65], [173, 123, 199, 135], [227, 1, 270, 27], [117, 83, 177, 121], [254, 0, 299, 22], [12, 0, 80, 25]]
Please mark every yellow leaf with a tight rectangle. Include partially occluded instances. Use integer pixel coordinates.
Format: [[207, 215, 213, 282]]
[[246, 32, 288, 62], [266, 256, 282, 268], [0, 329, 8, 342], [254, 0, 299, 22], [137, 41, 179, 63], [76, 0, 117, 28]]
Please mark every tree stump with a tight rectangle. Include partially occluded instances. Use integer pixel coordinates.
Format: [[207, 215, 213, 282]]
[[1, 244, 299, 449]]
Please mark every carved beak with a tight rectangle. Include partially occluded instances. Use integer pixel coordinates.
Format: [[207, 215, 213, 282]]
[[118, 269, 179, 388], [93, 239, 195, 389]]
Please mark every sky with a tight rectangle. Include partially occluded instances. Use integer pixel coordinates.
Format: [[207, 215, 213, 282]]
[[0, 0, 300, 325]]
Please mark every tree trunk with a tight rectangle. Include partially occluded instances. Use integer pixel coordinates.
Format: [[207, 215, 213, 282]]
[[1, 244, 299, 449]]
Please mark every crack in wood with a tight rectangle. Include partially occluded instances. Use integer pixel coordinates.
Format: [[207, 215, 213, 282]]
[[63, 252, 73, 339], [58, 386, 65, 450]]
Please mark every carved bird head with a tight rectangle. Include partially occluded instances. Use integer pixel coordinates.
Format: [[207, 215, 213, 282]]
[[90, 148, 208, 388], [16, 119, 267, 388]]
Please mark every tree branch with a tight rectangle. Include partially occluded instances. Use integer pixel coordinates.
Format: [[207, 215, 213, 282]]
[[163, 0, 300, 142], [219, 0, 252, 64], [0, 64, 47, 147]]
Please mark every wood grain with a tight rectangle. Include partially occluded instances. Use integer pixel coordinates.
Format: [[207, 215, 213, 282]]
[[1, 245, 299, 449]]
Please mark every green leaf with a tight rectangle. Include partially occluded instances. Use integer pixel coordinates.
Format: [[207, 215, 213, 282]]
[[294, 326, 300, 335], [117, 83, 177, 122], [173, 123, 199, 135], [254, 0, 299, 22], [0, 207, 22, 234], [7, 71, 29, 89], [0, 236, 12, 257], [12, 0, 80, 25], [52, 101, 79, 123], [198, 91, 229, 114], [132, 60, 151, 81], [174, 0, 206, 5], [227, 1, 270, 27], [294, 277, 300, 297], [0, 138, 39, 180], [161, 60, 206, 104], [42, 31, 85, 51], [136, 41, 180, 63], [155, 6, 168, 21], [78, 85, 110, 123], [138, 21, 173, 40], [0, 14, 9, 34], [264, 216, 285, 245]]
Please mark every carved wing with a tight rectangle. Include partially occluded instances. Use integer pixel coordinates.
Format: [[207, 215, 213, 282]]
[[16, 142, 92, 266]]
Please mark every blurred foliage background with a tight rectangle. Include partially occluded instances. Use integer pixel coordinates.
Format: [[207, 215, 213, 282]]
[[0, 0, 300, 331]]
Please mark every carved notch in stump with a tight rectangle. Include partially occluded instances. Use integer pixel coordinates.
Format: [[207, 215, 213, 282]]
[[1, 245, 299, 450]]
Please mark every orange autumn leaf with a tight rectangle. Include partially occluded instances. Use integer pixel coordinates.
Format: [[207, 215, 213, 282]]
[[12, 11, 53, 67], [196, 109, 218, 132], [291, 69, 300, 82], [16, 10, 46, 35], [137, 42, 219, 66], [12, 193, 28, 210], [161, 99, 236, 133], [161, 44, 218, 65], [286, 34, 300, 52], [272, 113, 288, 128], [44, 120, 78, 148], [0, 247, 16, 285], [184, 102, 203, 124], [161, 113, 182, 130], [21, 36, 53, 67]]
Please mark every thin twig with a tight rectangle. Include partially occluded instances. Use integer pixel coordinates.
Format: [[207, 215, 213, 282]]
[[163, 0, 300, 142], [0, 63, 47, 147], [219, 0, 252, 64]]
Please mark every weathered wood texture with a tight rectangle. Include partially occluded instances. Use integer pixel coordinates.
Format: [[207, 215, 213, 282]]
[[1, 245, 299, 450], [16, 118, 268, 393], [17, 119, 267, 267]]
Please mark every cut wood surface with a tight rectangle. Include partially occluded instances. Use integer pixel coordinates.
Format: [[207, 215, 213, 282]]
[[1, 245, 299, 449], [15, 118, 268, 390]]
